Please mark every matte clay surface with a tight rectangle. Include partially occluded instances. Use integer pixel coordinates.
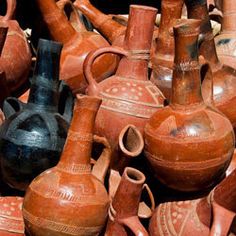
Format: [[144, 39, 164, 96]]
[[151, 0, 184, 100], [84, 5, 165, 168], [0, 39, 69, 191], [185, 0, 236, 135], [0, 0, 31, 94], [0, 197, 24, 236], [23, 95, 111, 236], [214, 0, 236, 68], [36, 0, 118, 93], [144, 19, 235, 192], [149, 169, 236, 236]]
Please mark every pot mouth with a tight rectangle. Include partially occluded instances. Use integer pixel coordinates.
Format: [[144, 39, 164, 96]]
[[124, 167, 146, 184], [119, 125, 144, 157], [130, 4, 157, 12]]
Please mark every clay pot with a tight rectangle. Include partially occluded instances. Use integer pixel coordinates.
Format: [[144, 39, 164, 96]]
[[185, 0, 236, 135], [36, 0, 118, 93], [0, 197, 24, 236], [149, 168, 236, 236], [150, 0, 184, 100], [105, 167, 155, 236], [214, 0, 236, 68], [73, 0, 159, 49], [0, 0, 31, 95], [23, 95, 111, 236], [144, 19, 235, 192], [0, 39, 71, 191], [83, 5, 165, 169]]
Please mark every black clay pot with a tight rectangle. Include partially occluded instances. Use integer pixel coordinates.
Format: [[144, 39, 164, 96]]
[[0, 39, 73, 191]]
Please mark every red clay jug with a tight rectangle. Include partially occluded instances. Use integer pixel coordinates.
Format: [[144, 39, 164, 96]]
[[22, 95, 111, 236], [150, 0, 184, 100], [35, 0, 118, 93], [0, 197, 24, 236], [105, 167, 155, 236], [83, 5, 165, 168], [214, 0, 236, 69], [185, 0, 236, 135], [0, 0, 31, 95], [144, 19, 235, 192], [149, 168, 236, 236]]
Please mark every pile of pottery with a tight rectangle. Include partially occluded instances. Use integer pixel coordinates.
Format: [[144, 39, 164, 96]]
[[0, 0, 235, 235]]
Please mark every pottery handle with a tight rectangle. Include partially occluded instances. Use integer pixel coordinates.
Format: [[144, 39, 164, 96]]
[[3, 97, 24, 119], [3, 0, 16, 21], [138, 183, 155, 219], [92, 135, 111, 183], [84, 46, 128, 96], [118, 216, 149, 236], [209, 202, 236, 236], [56, 0, 88, 32]]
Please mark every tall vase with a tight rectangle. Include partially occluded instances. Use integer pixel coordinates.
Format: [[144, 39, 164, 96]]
[[0, 39, 69, 191], [144, 18, 235, 192], [23, 95, 111, 236], [35, 0, 118, 93], [150, 0, 184, 100], [83, 5, 165, 169]]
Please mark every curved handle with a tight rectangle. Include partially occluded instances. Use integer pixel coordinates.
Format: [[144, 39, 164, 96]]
[[92, 135, 111, 183], [138, 183, 155, 219], [209, 202, 236, 236], [83, 46, 128, 96], [3, 0, 16, 21], [3, 97, 24, 119], [56, 0, 87, 32]]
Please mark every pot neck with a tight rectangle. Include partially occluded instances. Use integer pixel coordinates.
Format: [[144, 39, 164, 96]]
[[221, 1, 236, 33], [155, 0, 183, 55], [170, 19, 204, 108], [74, 0, 125, 44], [112, 168, 145, 218], [59, 96, 101, 167], [27, 39, 62, 111], [36, 0, 77, 44], [185, 0, 219, 65], [116, 5, 157, 81]]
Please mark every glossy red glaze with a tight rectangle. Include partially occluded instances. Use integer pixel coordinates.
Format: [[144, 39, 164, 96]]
[[36, 0, 118, 93], [84, 5, 165, 168], [144, 19, 235, 192], [0, 0, 31, 94]]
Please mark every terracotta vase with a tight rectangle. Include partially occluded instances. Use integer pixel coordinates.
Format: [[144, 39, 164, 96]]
[[150, 0, 184, 100], [185, 0, 236, 135], [73, 0, 159, 49], [105, 167, 155, 236], [144, 19, 235, 192], [36, 0, 118, 94], [0, 39, 70, 191], [23, 95, 111, 236], [0, 197, 24, 236], [83, 4, 165, 169], [149, 168, 236, 236], [0, 0, 31, 95], [214, 0, 236, 69]]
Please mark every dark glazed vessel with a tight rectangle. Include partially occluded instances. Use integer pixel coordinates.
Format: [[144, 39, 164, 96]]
[[0, 39, 69, 191], [150, 0, 184, 100], [84, 5, 165, 168], [0, 0, 31, 94], [144, 19, 235, 192], [0, 197, 24, 236], [214, 0, 236, 68], [23, 95, 111, 236], [105, 167, 154, 236], [185, 0, 236, 135], [149, 168, 236, 236], [36, 0, 118, 93]]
